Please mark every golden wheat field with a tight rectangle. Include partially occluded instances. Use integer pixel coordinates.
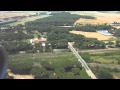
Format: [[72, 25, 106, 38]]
[[96, 13, 120, 23], [75, 12, 120, 25], [75, 18, 107, 25], [70, 30, 116, 41]]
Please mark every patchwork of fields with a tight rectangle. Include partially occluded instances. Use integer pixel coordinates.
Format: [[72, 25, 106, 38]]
[[74, 11, 120, 25], [75, 18, 107, 25], [0, 11, 29, 20], [70, 30, 116, 41]]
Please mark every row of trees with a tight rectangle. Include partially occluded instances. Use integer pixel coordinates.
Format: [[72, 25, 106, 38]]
[[72, 24, 114, 32]]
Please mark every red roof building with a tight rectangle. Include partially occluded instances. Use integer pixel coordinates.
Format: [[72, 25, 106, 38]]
[[35, 38, 47, 43]]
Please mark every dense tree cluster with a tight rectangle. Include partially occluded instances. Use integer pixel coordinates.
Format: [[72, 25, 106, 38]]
[[0, 41, 33, 53], [114, 29, 120, 37], [91, 67, 113, 79], [0, 31, 33, 41], [72, 24, 114, 32], [46, 28, 105, 50], [9, 55, 90, 79], [26, 12, 95, 26]]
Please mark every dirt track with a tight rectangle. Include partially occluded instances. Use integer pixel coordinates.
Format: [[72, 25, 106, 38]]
[[7, 69, 34, 79]]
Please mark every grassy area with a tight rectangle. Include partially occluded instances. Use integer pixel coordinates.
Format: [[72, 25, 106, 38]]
[[75, 18, 107, 25], [112, 72, 120, 79], [79, 69, 91, 79], [7, 15, 50, 26], [91, 52, 120, 64], [91, 56, 118, 64], [8, 52, 90, 79], [8, 52, 73, 60]]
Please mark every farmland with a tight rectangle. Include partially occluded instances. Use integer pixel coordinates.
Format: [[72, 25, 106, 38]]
[[7, 15, 50, 26], [90, 52, 120, 64], [96, 12, 120, 24], [75, 18, 107, 25], [0, 11, 30, 20], [72, 11, 120, 25], [70, 30, 116, 41], [1, 11, 120, 79]]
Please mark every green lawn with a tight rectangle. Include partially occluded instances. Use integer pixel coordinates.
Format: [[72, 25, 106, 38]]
[[7, 15, 50, 26], [91, 54, 120, 64], [79, 69, 91, 79], [91, 56, 118, 64]]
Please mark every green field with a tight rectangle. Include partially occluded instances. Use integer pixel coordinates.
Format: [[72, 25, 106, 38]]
[[91, 52, 120, 64], [8, 52, 91, 79], [91, 56, 118, 64], [7, 15, 50, 26]]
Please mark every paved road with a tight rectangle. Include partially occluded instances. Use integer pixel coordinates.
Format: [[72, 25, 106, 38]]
[[68, 42, 97, 79]]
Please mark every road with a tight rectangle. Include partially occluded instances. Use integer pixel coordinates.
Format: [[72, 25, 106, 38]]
[[68, 42, 97, 79], [7, 69, 34, 79]]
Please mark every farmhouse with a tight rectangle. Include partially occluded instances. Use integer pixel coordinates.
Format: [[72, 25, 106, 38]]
[[30, 37, 47, 44], [35, 37, 47, 43]]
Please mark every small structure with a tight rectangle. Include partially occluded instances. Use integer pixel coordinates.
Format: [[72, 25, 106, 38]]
[[34, 37, 47, 43], [98, 30, 113, 36]]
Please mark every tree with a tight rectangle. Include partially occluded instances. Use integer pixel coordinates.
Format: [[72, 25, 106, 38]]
[[74, 75, 81, 79], [80, 52, 92, 63], [97, 69, 113, 79], [62, 72, 74, 79], [116, 40, 120, 47], [106, 41, 114, 45], [49, 73, 57, 79], [71, 68, 80, 75], [118, 61, 120, 64], [38, 35, 41, 39], [31, 67, 46, 79]]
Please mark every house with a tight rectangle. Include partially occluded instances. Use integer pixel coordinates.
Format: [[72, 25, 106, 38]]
[[34, 37, 47, 43]]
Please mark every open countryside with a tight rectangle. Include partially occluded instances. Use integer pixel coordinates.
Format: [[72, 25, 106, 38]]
[[1, 11, 120, 79], [72, 11, 120, 25], [7, 15, 50, 26], [70, 30, 116, 41]]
